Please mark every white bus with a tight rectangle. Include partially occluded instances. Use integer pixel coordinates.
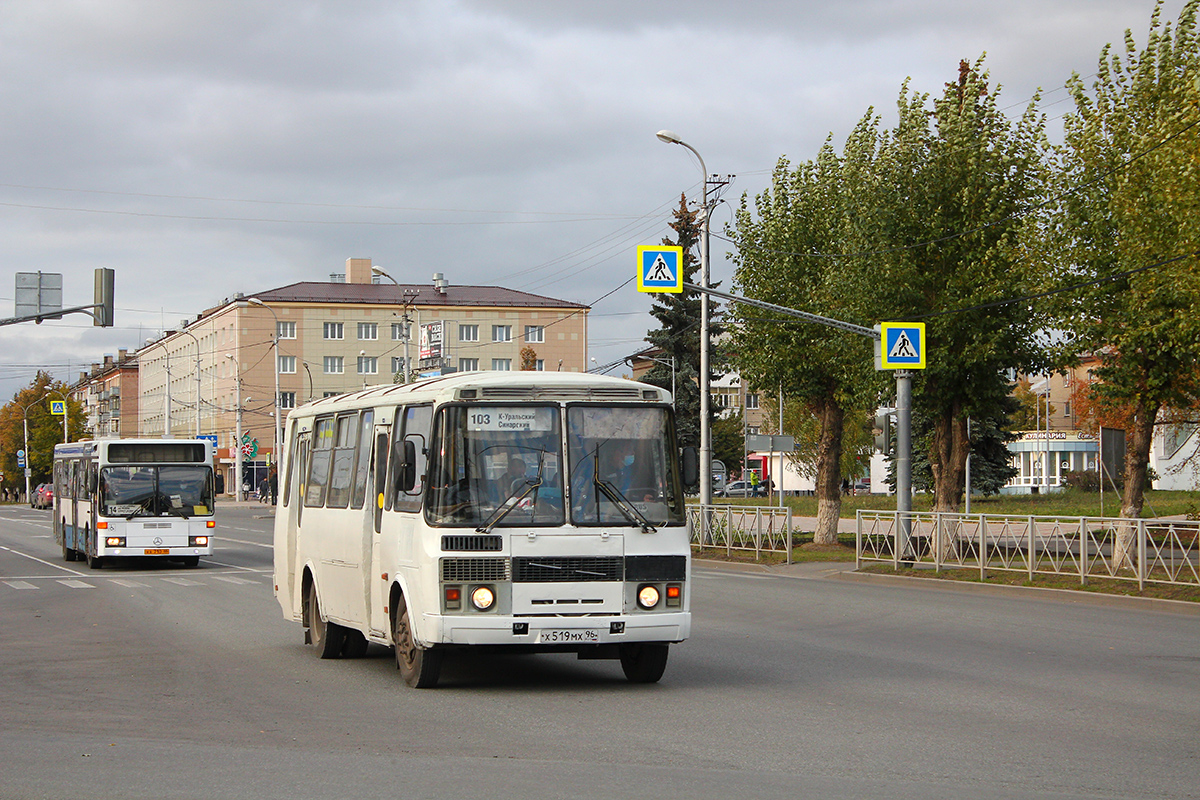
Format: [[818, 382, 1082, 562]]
[[274, 371, 697, 687], [53, 438, 217, 569]]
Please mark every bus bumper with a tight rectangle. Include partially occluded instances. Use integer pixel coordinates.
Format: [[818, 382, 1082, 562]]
[[428, 612, 690, 647]]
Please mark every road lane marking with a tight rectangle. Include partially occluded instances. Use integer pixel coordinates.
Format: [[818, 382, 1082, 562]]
[[210, 575, 259, 585], [110, 579, 149, 588], [161, 577, 203, 587], [57, 579, 94, 589], [3, 580, 38, 590], [0, 545, 86, 577], [214, 536, 273, 549]]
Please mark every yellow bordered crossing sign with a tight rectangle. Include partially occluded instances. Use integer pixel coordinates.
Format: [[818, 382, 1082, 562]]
[[637, 245, 683, 293], [50, 400, 66, 415], [876, 322, 926, 370]]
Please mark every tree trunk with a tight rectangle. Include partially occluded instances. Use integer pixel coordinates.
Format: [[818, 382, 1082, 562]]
[[1114, 400, 1159, 569], [929, 410, 969, 513], [813, 400, 845, 546]]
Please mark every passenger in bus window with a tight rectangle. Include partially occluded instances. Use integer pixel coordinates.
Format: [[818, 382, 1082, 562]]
[[506, 456, 529, 493]]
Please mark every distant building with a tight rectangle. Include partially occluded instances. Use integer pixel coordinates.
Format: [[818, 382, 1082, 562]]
[[69, 349, 139, 437], [136, 258, 589, 493]]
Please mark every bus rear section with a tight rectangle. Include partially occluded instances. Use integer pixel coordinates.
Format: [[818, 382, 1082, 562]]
[[55, 439, 217, 569], [273, 373, 697, 688]]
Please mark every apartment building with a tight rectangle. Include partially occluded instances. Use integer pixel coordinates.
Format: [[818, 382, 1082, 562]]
[[70, 349, 139, 437], [137, 258, 589, 491]]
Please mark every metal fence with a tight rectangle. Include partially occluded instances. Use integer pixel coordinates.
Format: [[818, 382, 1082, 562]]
[[856, 510, 1200, 590], [689, 504, 793, 564]]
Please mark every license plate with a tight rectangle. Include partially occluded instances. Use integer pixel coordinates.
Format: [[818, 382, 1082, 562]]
[[144, 548, 169, 555], [539, 629, 599, 644]]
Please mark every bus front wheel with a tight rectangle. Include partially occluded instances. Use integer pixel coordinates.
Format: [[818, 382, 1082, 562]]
[[393, 594, 441, 688], [307, 581, 345, 659], [619, 642, 669, 684]]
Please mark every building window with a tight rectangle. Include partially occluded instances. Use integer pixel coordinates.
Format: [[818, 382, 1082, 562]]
[[746, 393, 760, 410], [459, 358, 479, 372], [323, 391, 340, 398], [357, 356, 378, 375], [323, 356, 344, 374], [277, 321, 297, 339], [391, 323, 409, 341], [459, 324, 479, 342], [279, 392, 296, 409], [357, 322, 378, 340], [747, 426, 759, 435], [1063, 401, 1071, 417], [524, 325, 544, 343], [278, 355, 297, 374], [323, 322, 343, 340], [492, 325, 512, 343], [534, 359, 545, 371], [492, 358, 512, 371], [391, 357, 406, 374]]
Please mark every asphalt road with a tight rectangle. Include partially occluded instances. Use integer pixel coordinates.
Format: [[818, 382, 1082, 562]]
[[1, 502, 1198, 800]]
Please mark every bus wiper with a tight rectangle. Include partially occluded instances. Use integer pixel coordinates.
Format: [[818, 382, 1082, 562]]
[[594, 478, 657, 534], [475, 475, 543, 534], [162, 502, 190, 520]]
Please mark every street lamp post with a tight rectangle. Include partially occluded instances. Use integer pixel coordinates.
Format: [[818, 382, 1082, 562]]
[[630, 353, 676, 409], [656, 130, 713, 504], [226, 353, 243, 502], [246, 298, 281, 466], [177, 327, 203, 437], [371, 266, 419, 384]]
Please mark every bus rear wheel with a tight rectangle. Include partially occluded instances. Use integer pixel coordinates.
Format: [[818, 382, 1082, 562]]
[[307, 581, 346, 659], [393, 595, 441, 688], [619, 642, 669, 684]]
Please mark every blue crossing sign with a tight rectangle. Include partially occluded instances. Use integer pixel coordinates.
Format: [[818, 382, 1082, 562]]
[[636, 246, 684, 293], [877, 322, 926, 370], [50, 400, 66, 415]]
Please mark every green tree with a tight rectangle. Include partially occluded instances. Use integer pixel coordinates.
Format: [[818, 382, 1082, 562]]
[[856, 59, 1051, 512], [1052, 0, 1200, 526], [711, 410, 745, 474], [0, 372, 88, 496], [644, 193, 722, 451], [1010, 378, 1056, 431], [729, 143, 877, 544]]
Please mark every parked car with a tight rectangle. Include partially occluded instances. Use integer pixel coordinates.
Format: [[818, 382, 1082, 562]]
[[718, 480, 755, 498]]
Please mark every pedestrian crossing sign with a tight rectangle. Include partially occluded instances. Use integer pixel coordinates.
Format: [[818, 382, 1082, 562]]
[[50, 400, 66, 415], [637, 246, 684, 293], [876, 322, 926, 370]]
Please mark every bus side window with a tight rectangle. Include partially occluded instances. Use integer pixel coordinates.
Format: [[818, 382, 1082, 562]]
[[393, 405, 431, 513], [305, 417, 335, 507], [350, 410, 374, 510]]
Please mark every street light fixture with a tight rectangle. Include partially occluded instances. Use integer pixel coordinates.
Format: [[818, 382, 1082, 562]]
[[176, 326, 203, 438], [656, 129, 713, 505], [246, 298, 282, 467], [226, 353, 243, 502], [628, 352, 676, 409], [372, 266, 419, 384]]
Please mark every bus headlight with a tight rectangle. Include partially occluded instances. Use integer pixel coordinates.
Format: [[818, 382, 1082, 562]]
[[637, 584, 661, 609], [470, 585, 496, 611], [189, 535, 209, 546], [105, 536, 125, 547]]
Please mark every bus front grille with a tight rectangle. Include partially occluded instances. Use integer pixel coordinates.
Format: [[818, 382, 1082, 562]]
[[441, 535, 503, 552], [512, 556, 624, 583], [441, 557, 509, 582]]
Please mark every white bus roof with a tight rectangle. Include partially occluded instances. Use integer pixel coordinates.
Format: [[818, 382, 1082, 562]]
[[290, 371, 671, 416]]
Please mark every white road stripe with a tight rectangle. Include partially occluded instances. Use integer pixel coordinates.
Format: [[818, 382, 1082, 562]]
[[3, 580, 38, 590], [57, 579, 94, 589], [161, 577, 203, 587], [210, 575, 259, 585], [0, 545, 86, 577], [110, 579, 149, 588]]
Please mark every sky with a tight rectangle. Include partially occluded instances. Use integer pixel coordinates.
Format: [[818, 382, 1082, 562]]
[[0, 0, 1188, 403]]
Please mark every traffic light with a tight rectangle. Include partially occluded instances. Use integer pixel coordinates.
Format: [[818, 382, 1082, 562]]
[[93, 268, 114, 327], [873, 412, 892, 454]]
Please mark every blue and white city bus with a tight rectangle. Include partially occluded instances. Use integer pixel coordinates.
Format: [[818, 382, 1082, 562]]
[[54, 438, 217, 569], [274, 371, 697, 687]]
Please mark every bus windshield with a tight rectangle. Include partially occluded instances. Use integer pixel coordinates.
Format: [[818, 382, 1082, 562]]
[[100, 465, 215, 519], [426, 405, 564, 527], [567, 406, 685, 527]]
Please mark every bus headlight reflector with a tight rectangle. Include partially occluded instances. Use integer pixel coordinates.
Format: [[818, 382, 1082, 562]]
[[105, 536, 125, 547], [637, 584, 661, 609], [666, 584, 682, 608], [470, 585, 495, 611], [189, 536, 209, 546], [205, 520, 216, 529]]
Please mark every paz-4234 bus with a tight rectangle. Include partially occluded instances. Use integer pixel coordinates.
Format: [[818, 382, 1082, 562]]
[[54, 438, 217, 569], [273, 371, 697, 687]]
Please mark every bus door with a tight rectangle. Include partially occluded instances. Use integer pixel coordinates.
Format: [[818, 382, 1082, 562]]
[[368, 418, 391, 638], [283, 430, 311, 605]]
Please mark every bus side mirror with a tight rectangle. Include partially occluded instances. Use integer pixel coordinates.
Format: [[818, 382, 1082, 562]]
[[396, 439, 417, 493], [681, 447, 699, 488]]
